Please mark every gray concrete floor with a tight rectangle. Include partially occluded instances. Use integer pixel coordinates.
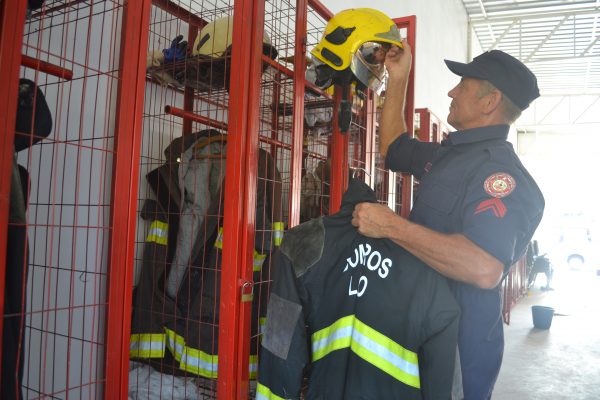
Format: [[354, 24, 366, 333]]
[[494, 265, 600, 399]]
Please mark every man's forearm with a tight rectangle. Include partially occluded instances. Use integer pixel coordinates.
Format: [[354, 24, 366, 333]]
[[379, 74, 409, 157], [385, 215, 504, 289]]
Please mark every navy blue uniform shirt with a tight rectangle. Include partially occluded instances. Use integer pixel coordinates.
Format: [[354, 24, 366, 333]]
[[385, 124, 545, 399]]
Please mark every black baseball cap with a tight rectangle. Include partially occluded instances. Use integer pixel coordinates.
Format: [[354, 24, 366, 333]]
[[444, 50, 540, 111]]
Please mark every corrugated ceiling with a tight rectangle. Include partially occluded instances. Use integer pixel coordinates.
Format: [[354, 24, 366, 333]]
[[461, 0, 600, 95]]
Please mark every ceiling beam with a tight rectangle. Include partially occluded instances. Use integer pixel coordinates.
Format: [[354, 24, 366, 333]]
[[525, 54, 600, 64], [470, 6, 600, 24], [580, 34, 600, 56], [487, 19, 520, 51], [525, 16, 570, 62]]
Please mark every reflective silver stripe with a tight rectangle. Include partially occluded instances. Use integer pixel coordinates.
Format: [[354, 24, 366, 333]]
[[272, 222, 284, 246], [146, 221, 168, 245], [312, 325, 352, 355], [352, 328, 420, 378], [180, 350, 218, 377], [165, 329, 185, 362], [148, 227, 166, 238], [311, 315, 420, 388], [130, 339, 165, 352]]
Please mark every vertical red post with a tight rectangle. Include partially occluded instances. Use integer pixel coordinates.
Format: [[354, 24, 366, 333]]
[[288, 0, 308, 228], [330, 86, 349, 214], [270, 72, 282, 163], [104, 0, 151, 397], [0, 0, 27, 382], [416, 108, 431, 142], [364, 90, 376, 187], [217, 0, 266, 397], [394, 16, 416, 218], [183, 27, 199, 136]]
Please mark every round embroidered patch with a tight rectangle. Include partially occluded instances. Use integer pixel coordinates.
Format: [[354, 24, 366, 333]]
[[484, 173, 516, 198]]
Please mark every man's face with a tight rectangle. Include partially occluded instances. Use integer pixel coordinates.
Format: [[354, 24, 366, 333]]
[[447, 77, 489, 130]]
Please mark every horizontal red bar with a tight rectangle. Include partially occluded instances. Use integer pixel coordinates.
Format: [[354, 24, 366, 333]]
[[21, 55, 73, 80], [165, 105, 229, 131]]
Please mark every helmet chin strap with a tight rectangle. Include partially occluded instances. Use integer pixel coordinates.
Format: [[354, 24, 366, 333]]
[[312, 65, 369, 134], [333, 70, 354, 134]]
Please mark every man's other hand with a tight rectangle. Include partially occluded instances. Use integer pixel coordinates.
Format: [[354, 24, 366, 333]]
[[385, 39, 412, 80], [352, 202, 400, 239]]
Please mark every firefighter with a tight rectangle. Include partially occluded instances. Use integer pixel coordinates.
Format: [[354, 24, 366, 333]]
[[351, 42, 545, 399]]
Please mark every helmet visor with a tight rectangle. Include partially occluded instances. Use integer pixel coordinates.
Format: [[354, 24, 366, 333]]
[[350, 42, 390, 94]]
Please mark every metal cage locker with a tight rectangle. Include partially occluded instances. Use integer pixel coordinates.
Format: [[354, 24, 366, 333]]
[[0, 0, 416, 398], [0, 0, 152, 397]]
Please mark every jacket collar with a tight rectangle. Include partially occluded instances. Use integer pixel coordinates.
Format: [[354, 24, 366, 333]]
[[340, 178, 378, 210], [442, 124, 509, 146]]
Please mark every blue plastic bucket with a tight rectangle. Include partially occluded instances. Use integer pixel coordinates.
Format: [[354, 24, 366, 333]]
[[531, 305, 554, 329]]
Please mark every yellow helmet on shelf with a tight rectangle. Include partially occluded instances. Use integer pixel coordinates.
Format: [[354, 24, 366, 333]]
[[192, 15, 278, 60], [310, 8, 402, 93]]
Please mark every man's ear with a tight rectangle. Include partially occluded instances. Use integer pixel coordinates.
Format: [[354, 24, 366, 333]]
[[482, 89, 503, 115]]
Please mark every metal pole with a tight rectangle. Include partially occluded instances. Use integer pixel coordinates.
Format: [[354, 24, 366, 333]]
[[0, 0, 28, 384], [104, 0, 151, 397]]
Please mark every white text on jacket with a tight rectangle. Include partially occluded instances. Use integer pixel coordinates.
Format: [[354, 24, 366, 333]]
[[343, 243, 392, 297]]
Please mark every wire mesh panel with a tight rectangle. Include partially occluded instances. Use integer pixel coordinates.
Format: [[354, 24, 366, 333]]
[[129, 0, 293, 397], [4, 0, 126, 398], [131, 2, 233, 398]]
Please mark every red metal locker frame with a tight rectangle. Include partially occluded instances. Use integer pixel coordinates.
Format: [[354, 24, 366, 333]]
[[329, 87, 350, 214], [394, 15, 416, 218], [217, 0, 268, 397], [288, 0, 309, 229], [104, 0, 152, 397], [0, 0, 28, 384], [415, 107, 449, 143], [364, 90, 377, 188]]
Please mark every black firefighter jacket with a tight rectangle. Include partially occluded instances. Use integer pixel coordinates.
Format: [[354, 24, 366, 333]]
[[257, 179, 460, 400]]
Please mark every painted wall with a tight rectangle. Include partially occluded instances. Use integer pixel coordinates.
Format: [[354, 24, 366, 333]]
[[323, 0, 470, 123]]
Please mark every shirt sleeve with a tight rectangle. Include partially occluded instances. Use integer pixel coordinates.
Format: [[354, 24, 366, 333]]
[[385, 133, 440, 180], [257, 250, 309, 400], [460, 160, 544, 268]]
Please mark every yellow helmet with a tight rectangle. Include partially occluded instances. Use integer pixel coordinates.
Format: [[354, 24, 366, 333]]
[[192, 15, 278, 60], [310, 8, 402, 93]]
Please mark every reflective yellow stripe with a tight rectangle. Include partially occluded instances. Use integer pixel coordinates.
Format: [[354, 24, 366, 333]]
[[249, 355, 258, 379], [272, 221, 284, 247], [311, 315, 420, 389], [129, 333, 166, 358], [214, 227, 224, 249], [146, 220, 168, 245], [254, 250, 267, 272], [165, 327, 186, 363], [165, 327, 258, 379], [259, 317, 267, 335], [256, 383, 286, 400], [179, 346, 219, 378], [216, 228, 265, 273]]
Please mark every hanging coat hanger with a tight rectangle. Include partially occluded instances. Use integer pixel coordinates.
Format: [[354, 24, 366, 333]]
[[193, 133, 227, 159]]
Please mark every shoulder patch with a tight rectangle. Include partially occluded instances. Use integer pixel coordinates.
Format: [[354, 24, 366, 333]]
[[484, 172, 516, 198], [280, 218, 325, 277]]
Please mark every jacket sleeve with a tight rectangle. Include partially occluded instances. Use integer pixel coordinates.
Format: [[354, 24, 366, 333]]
[[257, 249, 309, 400], [419, 273, 461, 400], [384, 133, 440, 180]]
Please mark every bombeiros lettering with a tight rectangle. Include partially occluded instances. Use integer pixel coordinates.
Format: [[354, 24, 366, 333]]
[[343, 243, 392, 297]]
